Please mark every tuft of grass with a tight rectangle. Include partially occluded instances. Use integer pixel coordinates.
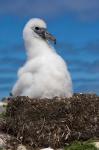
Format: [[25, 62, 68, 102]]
[[65, 141, 98, 150], [0, 111, 6, 119], [0, 103, 7, 119]]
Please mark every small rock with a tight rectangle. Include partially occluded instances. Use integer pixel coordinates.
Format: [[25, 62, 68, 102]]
[[93, 142, 99, 148], [40, 148, 63, 150], [17, 144, 27, 150], [40, 148, 54, 150], [0, 138, 5, 148]]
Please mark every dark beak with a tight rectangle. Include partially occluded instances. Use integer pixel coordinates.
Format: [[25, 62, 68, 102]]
[[44, 30, 56, 44], [34, 27, 56, 44]]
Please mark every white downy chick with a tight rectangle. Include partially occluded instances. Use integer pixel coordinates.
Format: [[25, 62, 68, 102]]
[[12, 18, 73, 98]]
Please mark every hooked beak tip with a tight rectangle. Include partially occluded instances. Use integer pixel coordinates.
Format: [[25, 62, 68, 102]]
[[54, 39, 56, 44], [44, 30, 56, 45]]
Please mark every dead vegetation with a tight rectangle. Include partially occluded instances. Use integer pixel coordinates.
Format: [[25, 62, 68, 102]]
[[1, 93, 99, 149]]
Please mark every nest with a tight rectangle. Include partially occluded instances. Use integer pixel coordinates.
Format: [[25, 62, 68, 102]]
[[4, 93, 99, 149]]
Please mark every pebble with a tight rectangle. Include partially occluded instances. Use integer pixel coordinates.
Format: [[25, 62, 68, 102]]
[[40, 148, 54, 150], [17, 145, 27, 150], [40, 148, 63, 150], [0, 138, 5, 148], [93, 142, 99, 148]]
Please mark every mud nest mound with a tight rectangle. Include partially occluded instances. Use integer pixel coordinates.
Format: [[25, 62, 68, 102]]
[[4, 94, 99, 148]]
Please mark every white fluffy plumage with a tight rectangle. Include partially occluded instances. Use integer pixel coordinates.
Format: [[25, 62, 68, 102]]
[[12, 18, 73, 98]]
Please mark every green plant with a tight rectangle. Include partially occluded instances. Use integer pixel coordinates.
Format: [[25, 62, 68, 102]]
[[0, 111, 6, 119], [65, 141, 98, 150]]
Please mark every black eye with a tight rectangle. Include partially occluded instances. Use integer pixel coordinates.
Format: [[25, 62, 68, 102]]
[[35, 27, 40, 30]]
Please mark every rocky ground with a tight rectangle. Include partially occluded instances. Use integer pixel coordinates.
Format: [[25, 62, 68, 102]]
[[0, 93, 99, 150]]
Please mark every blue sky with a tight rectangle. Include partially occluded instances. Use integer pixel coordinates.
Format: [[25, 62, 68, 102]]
[[0, 0, 99, 98]]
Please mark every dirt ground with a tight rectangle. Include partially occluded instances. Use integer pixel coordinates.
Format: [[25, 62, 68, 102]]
[[1, 93, 99, 149]]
